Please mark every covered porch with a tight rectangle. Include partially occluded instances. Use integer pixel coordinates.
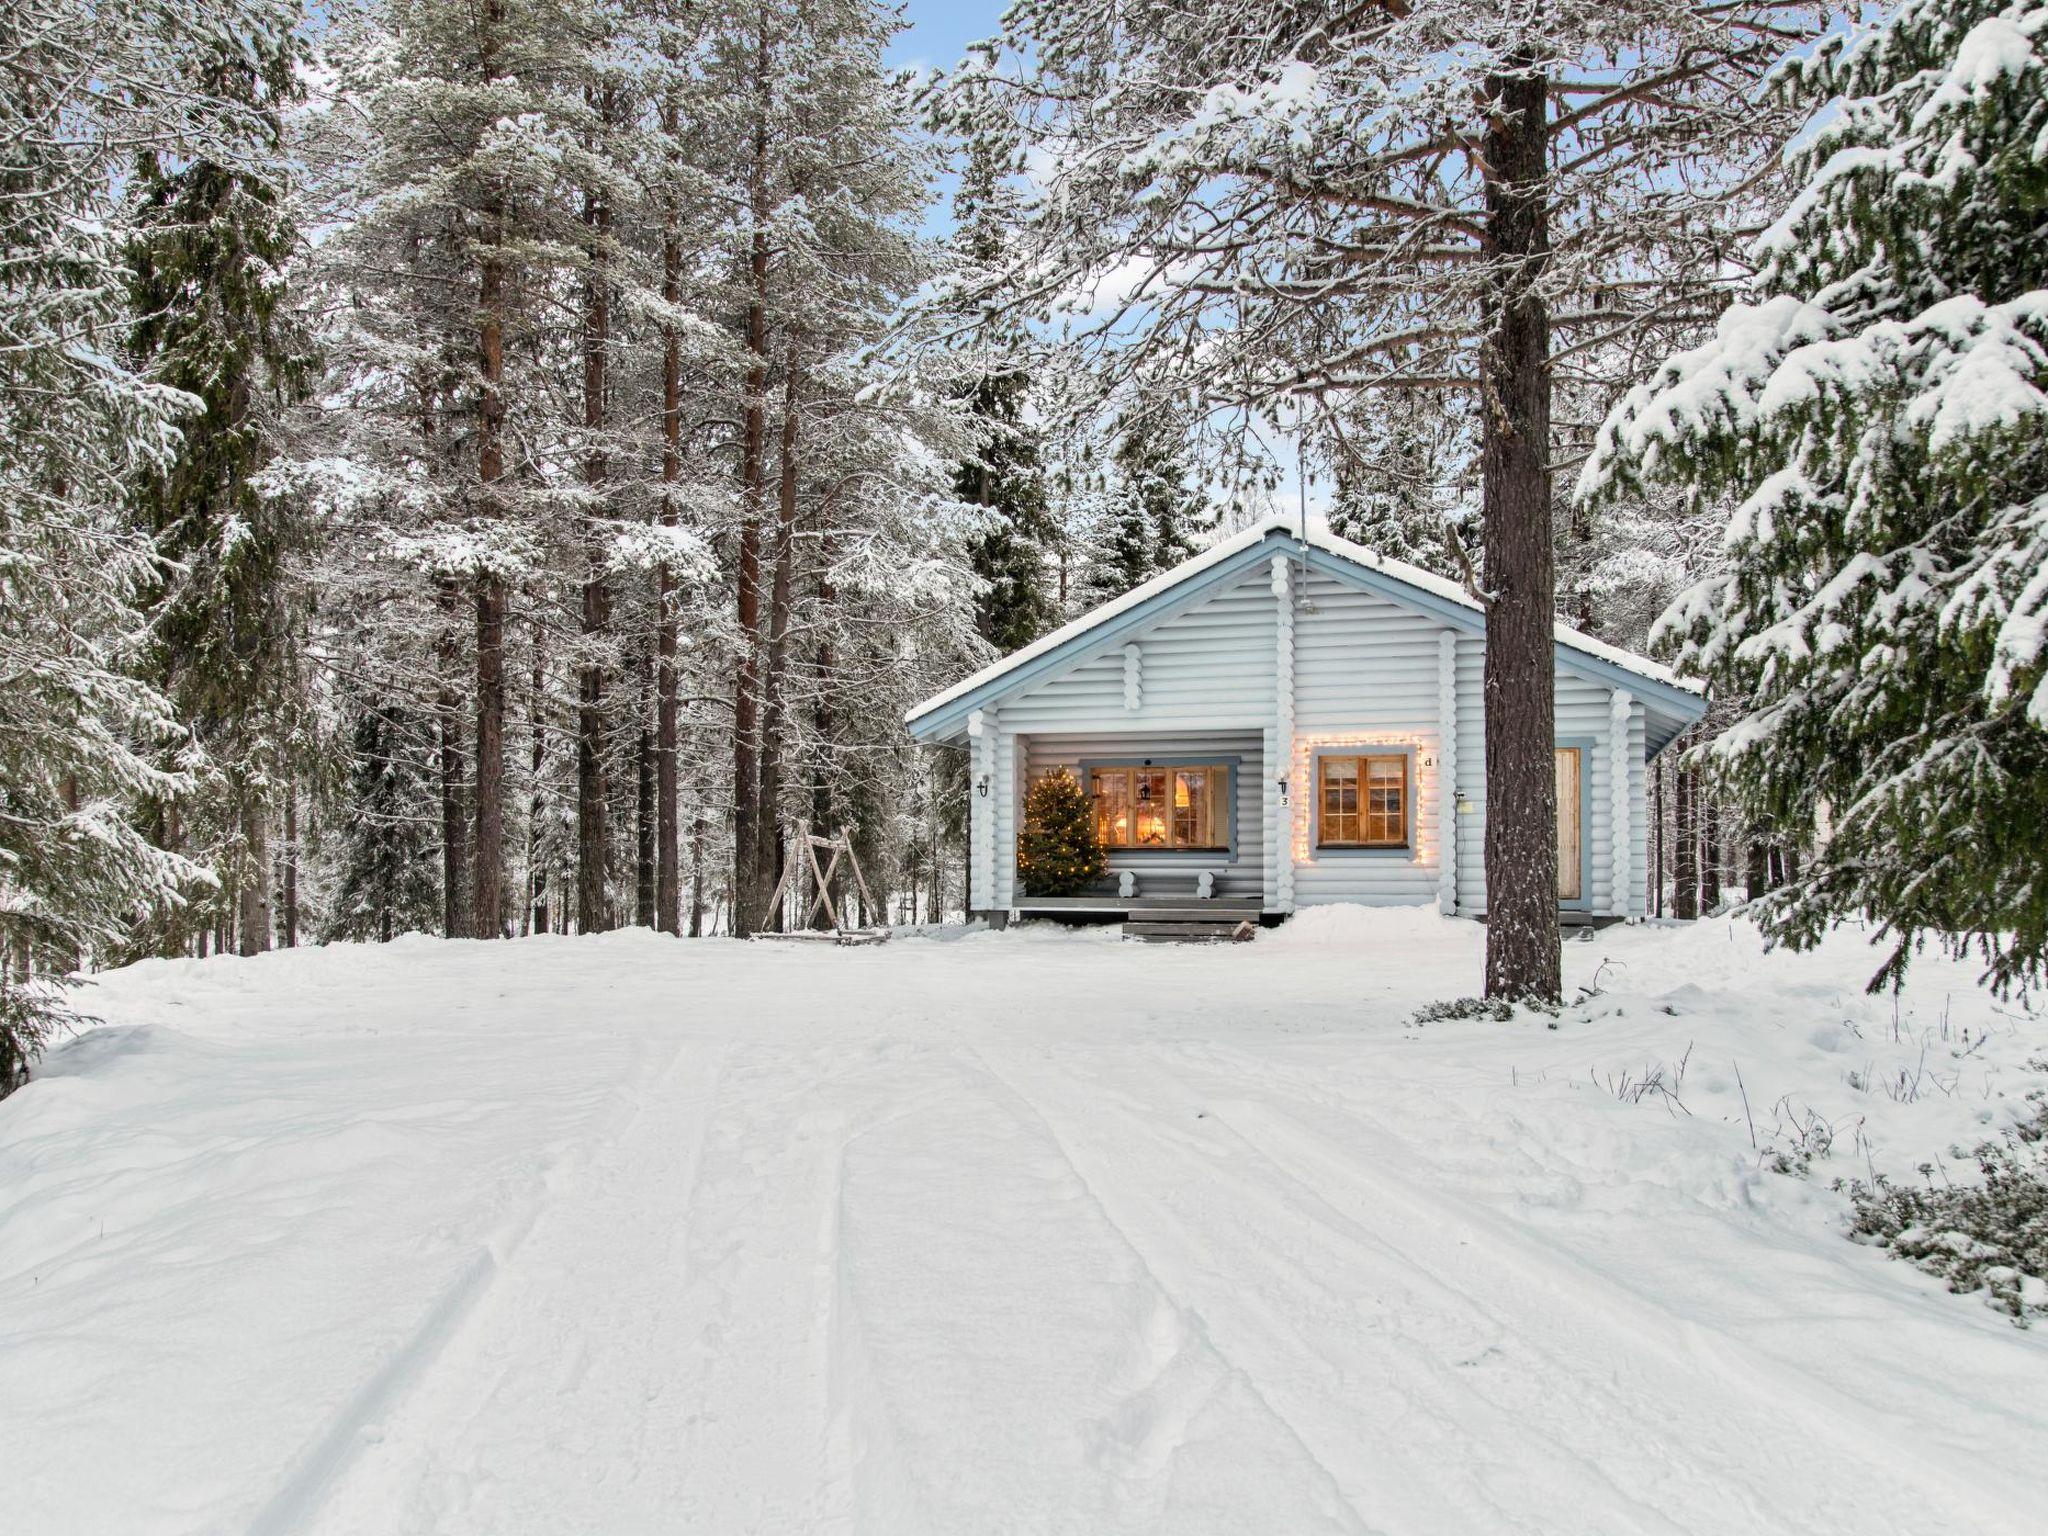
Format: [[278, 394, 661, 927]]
[[972, 725, 1277, 921]]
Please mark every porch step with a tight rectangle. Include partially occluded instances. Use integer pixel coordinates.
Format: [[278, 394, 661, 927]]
[[1118, 906, 1254, 923], [1122, 918, 1258, 944]]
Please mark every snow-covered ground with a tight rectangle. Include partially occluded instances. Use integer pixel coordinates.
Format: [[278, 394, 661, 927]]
[[4, 912, 2045, 1536]]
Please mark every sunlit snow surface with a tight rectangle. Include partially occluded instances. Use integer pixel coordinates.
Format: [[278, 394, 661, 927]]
[[4, 912, 2045, 1534]]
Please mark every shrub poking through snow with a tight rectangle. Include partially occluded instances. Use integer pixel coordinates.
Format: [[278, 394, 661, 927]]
[[1413, 997, 1517, 1024], [1016, 769, 1106, 897], [1842, 1104, 2048, 1324]]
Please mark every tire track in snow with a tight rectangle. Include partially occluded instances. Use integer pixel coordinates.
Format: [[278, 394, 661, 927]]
[[289, 1021, 735, 1536], [1139, 1044, 2042, 1536], [981, 1042, 1976, 1536], [961, 1044, 1381, 1536]]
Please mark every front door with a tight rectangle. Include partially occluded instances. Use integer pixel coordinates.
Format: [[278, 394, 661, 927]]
[[1555, 747, 1583, 902]]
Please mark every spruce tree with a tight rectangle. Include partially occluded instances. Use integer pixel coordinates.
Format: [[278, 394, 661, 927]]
[[126, 28, 313, 958], [1, 0, 295, 1091], [1583, 0, 2048, 990], [1327, 395, 1470, 577], [326, 703, 442, 943], [1088, 410, 1211, 603], [951, 138, 1058, 653], [1016, 769, 1105, 896]]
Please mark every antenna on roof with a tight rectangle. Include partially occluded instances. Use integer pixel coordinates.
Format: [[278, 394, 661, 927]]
[[1296, 392, 1309, 547]]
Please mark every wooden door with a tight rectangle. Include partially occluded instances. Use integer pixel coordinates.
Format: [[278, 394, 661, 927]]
[[1555, 747, 1582, 902]]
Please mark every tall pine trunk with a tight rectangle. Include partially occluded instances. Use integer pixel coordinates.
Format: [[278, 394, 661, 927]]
[[470, 0, 509, 942], [730, 25, 772, 938], [1700, 787, 1722, 910], [527, 620, 548, 935], [808, 551, 838, 931], [1674, 756, 1699, 920], [473, 574, 507, 938], [655, 131, 684, 935], [756, 337, 800, 928], [436, 578, 469, 938], [577, 151, 612, 937], [1478, 62, 1560, 1003], [688, 811, 706, 938], [282, 778, 298, 948], [636, 649, 656, 927]]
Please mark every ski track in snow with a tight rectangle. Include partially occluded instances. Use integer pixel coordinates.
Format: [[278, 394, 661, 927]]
[[4, 917, 2047, 1535]]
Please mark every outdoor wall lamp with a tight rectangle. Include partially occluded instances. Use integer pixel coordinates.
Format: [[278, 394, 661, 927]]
[[1276, 776, 1290, 806], [976, 774, 991, 798]]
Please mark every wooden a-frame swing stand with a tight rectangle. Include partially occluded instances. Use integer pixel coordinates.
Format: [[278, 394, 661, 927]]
[[753, 821, 890, 945]]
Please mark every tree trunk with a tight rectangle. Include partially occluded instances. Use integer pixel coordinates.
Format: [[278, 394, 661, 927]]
[[282, 778, 298, 948], [688, 811, 707, 938], [636, 650, 656, 927], [655, 141, 684, 936], [1674, 757, 1699, 920], [808, 552, 839, 932], [473, 575, 507, 939], [756, 334, 801, 930], [528, 621, 548, 936], [471, 0, 508, 942], [237, 795, 271, 956], [577, 130, 613, 937], [1478, 62, 1560, 1004], [437, 578, 469, 939], [1745, 839, 1769, 902], [1700, 786, 1722, 911], [731, 19, 773, 939]]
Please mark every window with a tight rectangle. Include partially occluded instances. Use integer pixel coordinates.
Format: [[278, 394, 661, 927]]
[[1317, 753, 1408, 849], [1556, 747, 1582, 901], [1089, 763, 1227, 851]]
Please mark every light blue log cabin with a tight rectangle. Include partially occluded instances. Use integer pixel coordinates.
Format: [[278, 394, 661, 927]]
[[906, 514, 1707, 926]]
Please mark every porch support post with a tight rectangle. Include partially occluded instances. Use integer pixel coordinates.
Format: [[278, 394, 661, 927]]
[[1438, 630, 1458, 915], [968, 708, 993, 917], [1270, 554, 1296, 912], [995, 721, 1019, 912], [1609, 690, 1633, 917]]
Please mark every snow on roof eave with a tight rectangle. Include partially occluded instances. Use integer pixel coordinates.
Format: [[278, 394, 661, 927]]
[[905, 513, 1702, 736]]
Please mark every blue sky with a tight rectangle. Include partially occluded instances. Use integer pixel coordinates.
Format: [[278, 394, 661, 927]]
[[885, 0, 1007, 81], [885, 0, 1008, 237]]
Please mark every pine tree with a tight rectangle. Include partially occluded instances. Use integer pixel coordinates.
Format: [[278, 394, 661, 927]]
[[1585, 0, 2048, 991], [1016, 770, 1105, 896]]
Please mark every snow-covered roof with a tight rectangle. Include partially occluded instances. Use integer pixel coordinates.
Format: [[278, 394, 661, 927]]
[[907, 513, 1702, 733]]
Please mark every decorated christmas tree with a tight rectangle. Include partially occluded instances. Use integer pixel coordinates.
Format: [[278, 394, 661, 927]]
[[1581, 0, 2048, 990], [1017, 769, 1106, 896]]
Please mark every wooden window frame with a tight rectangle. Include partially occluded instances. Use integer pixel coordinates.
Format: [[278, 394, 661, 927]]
[[1082, 759, 1235, 856], [1313, 749, 1413, 852]]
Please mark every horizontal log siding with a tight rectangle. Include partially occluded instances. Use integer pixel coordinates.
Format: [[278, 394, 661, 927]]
[[1289, 572, 1444, 907], [1453, 658, 1631, 917], [1023, 731, 1266, 900], [999, 567, 1275, 734]]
